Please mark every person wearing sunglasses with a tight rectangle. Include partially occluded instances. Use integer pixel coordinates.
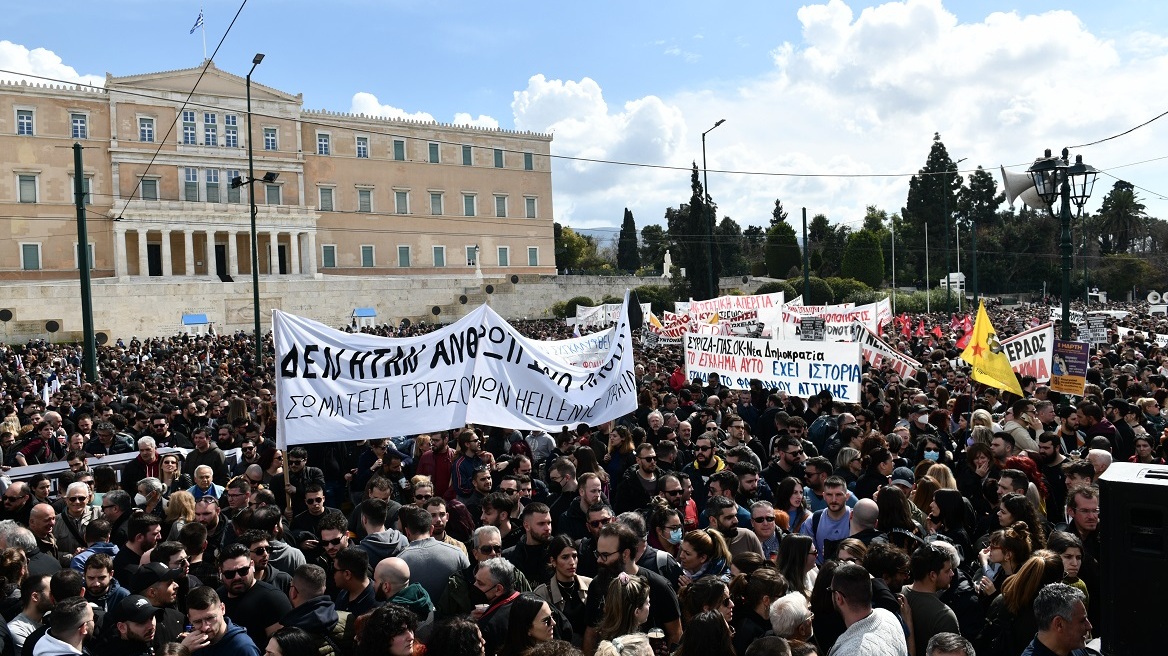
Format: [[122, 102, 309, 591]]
[[218, 542, 293, 649], [237, 529, 291, 596], [291, 484, 344, 537], [54, 481, 98, 564], [681, 434, 724, 514], [270, 447, 325, 517], [497, 593, 557, 656], [613, 443, 658, 515]]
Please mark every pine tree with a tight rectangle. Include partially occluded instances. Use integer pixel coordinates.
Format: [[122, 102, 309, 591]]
[[617, 208, 641, 272]]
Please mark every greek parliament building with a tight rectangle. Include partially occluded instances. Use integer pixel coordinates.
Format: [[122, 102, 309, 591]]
[[0, 61, 558, 337]]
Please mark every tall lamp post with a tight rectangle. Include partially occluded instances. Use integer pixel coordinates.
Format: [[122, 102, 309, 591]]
[[944, 157, 966, 315], [701, 119, 725, 300], [244, 53, 264, 373], [1027, 148, 1098, 340]]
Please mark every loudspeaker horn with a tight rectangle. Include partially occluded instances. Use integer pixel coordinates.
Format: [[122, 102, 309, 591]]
[[1000, 165, 1047, 211], [1148, 291, 1162, 303]]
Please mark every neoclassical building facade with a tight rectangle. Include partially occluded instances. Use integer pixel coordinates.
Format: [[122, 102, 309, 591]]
[[0, 62, 555, 283]]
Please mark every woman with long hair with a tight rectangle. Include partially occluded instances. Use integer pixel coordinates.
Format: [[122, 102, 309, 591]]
[[679, 576, 734, 625], [498, 593, 556, 656], [854, 447, 894, 500], [835, 447, 862, 488], [594, 634, 652, 656], [834, 538, 867, 565], [533, 535, 590, 647], [645, 501, 682, 557], [596, 573, 651, 642], [910, 475, 940, 518], [774, 477, 812, 533], [874, 485, 923, 552], [776, 533, 818, 596], [604, 426, 636, 481], [977, 550, 1063, 654], [928, 488, 973, 560], [164, 490, 196, 541], [926, 463, 958, 491], [976, 523, 1033, 599], [0, 548, 27, 621], [264, 627, 318, 656], [915, 434, 954, 469], [226, 397, 250, 426], [260, 448, 284, 486], [728, 567, 787, 656], [355, 603, 420, 656], [572, 447, 609, 491], [673, 611, 734, 656], [997, 493, 1045, 549], [425, 618, 486, 656], [677, 529, 731, 588]]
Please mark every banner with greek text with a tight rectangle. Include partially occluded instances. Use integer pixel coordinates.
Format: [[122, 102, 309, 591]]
[[852, 321, 922, 378], [1002, 323, 1054, 383], [675, 292, 783, 334], [275, 301, 638, 448], [537, 328, 616, 368], [575, 303, 650, 329], [1050, 340, 1089, 396], [684, 334, 862, 401]]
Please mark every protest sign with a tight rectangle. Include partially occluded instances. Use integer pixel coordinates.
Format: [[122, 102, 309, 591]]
[[852, 321, 923, 379], [1001, 322, 1054, 383], [684, 334, 861, 401], [681, 292, 784, 333], [537, 328, 615, 368], [274, 299, 638, 447], [800, 317, 826, 341], [1086, 316, 1107, 346], [1050, 340, 1089, 397], [576, 303, 650, 329]]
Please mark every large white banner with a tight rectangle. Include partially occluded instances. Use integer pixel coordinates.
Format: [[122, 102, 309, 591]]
[[1002, 323, 1054, 383], [275, 302, 638, 447], [674, 293, 784, 334], [684, 334, 862, 401], [575, 303, 650, 329], [537, 328, 616, 368], [851, 321, 923, 379]]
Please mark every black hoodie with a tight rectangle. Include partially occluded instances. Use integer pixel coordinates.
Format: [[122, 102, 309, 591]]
[[280, 594, 339, 641]]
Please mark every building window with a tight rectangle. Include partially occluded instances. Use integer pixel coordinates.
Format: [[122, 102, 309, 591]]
[[358, 189, 372, 213], [463, 194, 476, 217], [525, 197, 537, 219], [203, 112, 217, 146], [466, 246, 478, 266], [141, 179, 159, 201], [395, 191, 409, 215], [75, 243, 96, 270], [429, 142, 440, 163], [322, 245, 337, 268], [263, 127, 277, 151], [495, 195, 507, 218], [184, 168, 199, 202], [528, 247, 539, 266], [493, 148, 504, 168], [430, 192, 443, 216], [72, 176, 91, 205], [20, 244, 41, 271], [398, 246, 411, 267], [433, 246, 446, 267], [265, 184, 281, 205], [206, 169, 221, 203], [356, 136, 369, 159], [524, 152, 534, 171], [182, 110, 197, 145], [224, 115, 238, 148], [16, 109, 34, 136], [361, 245, 375, 268], [317, 133, 331, 156], [227, 170, 241, 203], [139, 117, 155, 142], [71, 114, 88, 139], [319, 187, 334, 211], [462, 145, 472, 166], [497, 247, 510, 267], [17, 175, 37, 203], [393, 140, 406, 161]]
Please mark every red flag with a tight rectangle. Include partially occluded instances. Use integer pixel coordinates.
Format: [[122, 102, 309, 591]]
[[949, 314, 960, 331], [901, 321, 911, 339], [932, 325, 944, 339], [915, 319, 926, 338], [955, 328, 972, 350], [962, 314, 973, 332], [897, 313, 909, 329]]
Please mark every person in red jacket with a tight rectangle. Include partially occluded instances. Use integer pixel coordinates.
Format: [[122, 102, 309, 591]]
[[416, 432, 455, 499]]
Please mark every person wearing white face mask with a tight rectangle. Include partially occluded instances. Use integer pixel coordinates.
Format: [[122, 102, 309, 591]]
[[647, 504, 683, 559]]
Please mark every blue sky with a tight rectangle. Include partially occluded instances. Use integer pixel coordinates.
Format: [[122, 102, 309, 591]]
[[5, 0, 1168, 237]]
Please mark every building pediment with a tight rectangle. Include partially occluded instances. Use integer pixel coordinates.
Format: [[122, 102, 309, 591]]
[[106, 60, 300, 104]]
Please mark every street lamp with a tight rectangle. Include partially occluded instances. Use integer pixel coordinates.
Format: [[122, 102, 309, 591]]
[[944, 157, 966, 316], [245, 53, 264, 373], [1027, 147, 1099, 340], [701, 119, 725, 300]]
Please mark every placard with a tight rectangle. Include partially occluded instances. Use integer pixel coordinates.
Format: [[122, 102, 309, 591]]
[[851, 321, 923, 379], [1050, 339, 1089, 396], [1001, 322, 1054, 383], [800, 317, 826, 341], [684, 334, 861, 401], [1087, 316, 1107, 346]]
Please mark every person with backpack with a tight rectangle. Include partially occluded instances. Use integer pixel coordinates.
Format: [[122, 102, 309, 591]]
[[800, 476, 852, 565]]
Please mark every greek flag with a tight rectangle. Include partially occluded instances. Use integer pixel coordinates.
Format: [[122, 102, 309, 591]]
[[189, 10, 204, 34]]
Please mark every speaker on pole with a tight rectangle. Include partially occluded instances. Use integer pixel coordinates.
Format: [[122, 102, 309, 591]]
[[1098, 462, 1168, 656]]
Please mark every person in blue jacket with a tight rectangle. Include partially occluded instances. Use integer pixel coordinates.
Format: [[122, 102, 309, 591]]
[[180, 586, 260, 656]]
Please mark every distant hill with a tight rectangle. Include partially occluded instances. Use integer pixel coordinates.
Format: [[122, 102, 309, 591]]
[[574, 226, 619, 245]]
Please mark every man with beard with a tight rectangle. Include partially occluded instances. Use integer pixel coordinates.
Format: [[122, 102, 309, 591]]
[[397, 505, 469, 602], [1055, 405, 1085, 456], [582, 523, 681, 656], [558, 473, 603, 540], [706, 495, 763, 559], [238, 530, 292, 595], [314, 513, 352, 597], [574, 504, 614, 578], [464, 468, 494, 524], [613, 443, 658, 515], [83, 554, 129, 612], [801, 476, 852, 565], [901, 544, 959, 656], [422, 497, 468, 556], [1057, 485, 1101, 627], [216, 542, 292, 649], [332, 547, 377, 616], [654, 475, 698, 532], [501, 502, 553, 586], [682, 433, 725, 515], [184, 427, 229, 486], [373, 558, 433, 622], [130, 562, 186, 646], [451, 430, 496, 503], [763, 436, 808, 493], [271, 447, 325, 516], [7, 575, 51, 650], [416, 432, 455, 500], [113, 513, 161, 583], [1104, 399, 1137, 462], [90, 595, 160, 656], [1036, 432, 1069, 522]]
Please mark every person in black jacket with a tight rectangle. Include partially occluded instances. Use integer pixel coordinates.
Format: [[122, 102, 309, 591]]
[[612, 444, 658, 515], [270, 447, 325, 516]]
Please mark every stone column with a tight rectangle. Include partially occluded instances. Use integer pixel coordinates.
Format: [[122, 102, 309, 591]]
[[113, 227, 127, 278], [160, 230, 173, 277], [227, 231, 239, 277], [290, 231, 301, 275], [205, 231, 215, 277], [305, 232, 318, 275], [137, 229, 149, 276], [268, 230, 279, 275], [183, 230, 195, 276]]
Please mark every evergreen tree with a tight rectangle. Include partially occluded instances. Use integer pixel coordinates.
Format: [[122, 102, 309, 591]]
[[640, 224, 670, 273], [901, 133, 962, 285], [682, 162, 721, 300], [617, 208, 641, 272], [765, 222, 802, 278], [770, 199, 790, 228], [841, 230, 885, 288], [716, 217, 745, 276]]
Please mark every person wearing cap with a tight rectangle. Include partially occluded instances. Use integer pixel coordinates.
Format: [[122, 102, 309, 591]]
[[131, 561, 186, 646], [888, 467, 927, 527], [90, 595, 160, 656]]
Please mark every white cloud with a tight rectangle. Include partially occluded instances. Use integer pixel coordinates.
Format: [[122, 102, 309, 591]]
[[0, 40, 104, 88], [452, 113, 499, 129], [350, 92, 437, 122], [525, 0, 1168, 230]]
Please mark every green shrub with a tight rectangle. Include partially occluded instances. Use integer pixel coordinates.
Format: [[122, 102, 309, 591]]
[[564, 296, 595, 318], [824, 277, 871, 304], [845, 288, 889, 305], [550, 301, 568, 318], [806, 277, 834, 304], [600, 294, 622, 305], [633, 285, 676, 315], [755, 280, 797, 298]]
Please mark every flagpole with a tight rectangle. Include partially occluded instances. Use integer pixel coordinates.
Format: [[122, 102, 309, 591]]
[[201, 5, 207, 60], [891, 221, 896, 314], [925, 224, 931, 314]]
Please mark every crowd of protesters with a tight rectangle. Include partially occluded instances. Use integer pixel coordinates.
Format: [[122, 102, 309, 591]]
[[0, 299, 1157, 656]]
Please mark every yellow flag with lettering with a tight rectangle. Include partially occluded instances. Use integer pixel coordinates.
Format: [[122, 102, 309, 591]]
[[960, 301, 1023, 397]]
